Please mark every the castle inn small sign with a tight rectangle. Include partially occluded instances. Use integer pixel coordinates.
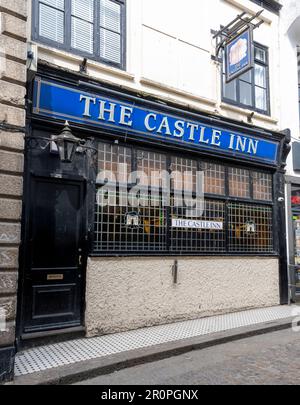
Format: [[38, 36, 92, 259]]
[[172, 219, 224, 230]]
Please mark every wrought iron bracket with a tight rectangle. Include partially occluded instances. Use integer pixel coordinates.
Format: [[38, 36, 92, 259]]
[[213, 10, 264, 60]]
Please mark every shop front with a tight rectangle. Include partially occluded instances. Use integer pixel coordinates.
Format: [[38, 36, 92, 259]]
[[287, 178, 300, 302], [17, 67, 290, 341]]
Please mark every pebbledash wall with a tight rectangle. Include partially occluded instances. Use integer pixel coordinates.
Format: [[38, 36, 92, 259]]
[[86, 257, 280, 336], [25, 0, 286, 338], [0, 0, 27, 380]]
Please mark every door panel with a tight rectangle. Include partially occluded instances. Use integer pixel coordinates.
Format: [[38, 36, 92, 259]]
[[22, 176, 86, 334], [32, 284, 77, 319]]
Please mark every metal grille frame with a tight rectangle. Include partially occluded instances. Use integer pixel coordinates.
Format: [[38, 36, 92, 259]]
[[93, 141, 276, 256]]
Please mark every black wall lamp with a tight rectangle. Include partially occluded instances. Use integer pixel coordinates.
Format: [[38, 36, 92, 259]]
[[52, 121, 81, 163], [26, 121, 97, 163]]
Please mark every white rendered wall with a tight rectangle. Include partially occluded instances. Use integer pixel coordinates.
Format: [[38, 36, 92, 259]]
[[85, 257, 280, 336]]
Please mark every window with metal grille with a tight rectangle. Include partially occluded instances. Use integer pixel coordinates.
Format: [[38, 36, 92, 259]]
[[229, 167, 250, 198], [222, 43, 270, 115], [253, 172, 273, 201], [93, 141, 275, 255], [94, 190, 167, 252], [202, 163, 225, 195], [228, 203, 273, 253], [33, 0, 125, 68], [171, 157, 198, 193], [171, 199, 226, 252]]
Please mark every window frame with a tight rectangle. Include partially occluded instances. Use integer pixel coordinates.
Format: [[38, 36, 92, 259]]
[[32, 0, 127, 70], [222, 42, 271, 116], [249, 0, 282, 15], [93, 139, 276, 256]]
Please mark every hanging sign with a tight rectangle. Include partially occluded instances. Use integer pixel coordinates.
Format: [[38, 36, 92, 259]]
[[225, 28, 254, 83], [32, 77, 279, 165]]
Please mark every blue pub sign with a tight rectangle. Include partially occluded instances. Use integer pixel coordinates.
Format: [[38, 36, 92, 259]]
[[225, 28, 254, 83], [32, 77, 279, 166]]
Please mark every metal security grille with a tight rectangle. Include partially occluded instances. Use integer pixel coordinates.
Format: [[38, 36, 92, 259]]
[[137, 150, 167, 188], [228, 203, 273, 253], [94, 191, 167, 252], [253, 172, 273, 201], [171, 157, 198, 193], [203, 163, 226, 195], [98, 142, 131, 182], [229, 167, 250, 198], [171, 199, 226, 252], [93, 141, 275, 254]]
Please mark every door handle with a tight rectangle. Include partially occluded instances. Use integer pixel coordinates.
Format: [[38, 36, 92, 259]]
[[79, 255, 83, 266]]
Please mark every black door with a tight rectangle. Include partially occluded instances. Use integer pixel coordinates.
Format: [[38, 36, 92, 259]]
[[21, 174, 87, 334]]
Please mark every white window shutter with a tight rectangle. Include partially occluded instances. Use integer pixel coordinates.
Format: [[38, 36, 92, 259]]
[[39, 0, 65, 43], [100, 0, 121, 64], [71, 0, 94, 54]]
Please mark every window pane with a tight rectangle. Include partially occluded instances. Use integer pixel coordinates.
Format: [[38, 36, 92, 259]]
[[239, 69, 252, 83], [255, 86, 267, 111], [97, 142, 131, 183], [100, 28, 121, 64], [94, 190, 167, 252], [253, 172, 273, 201], [171, 199, 226, 252], [228, 203, 273, 253], [223, 76, 237, 101], [71, 18, 94, 53], [137, 150, 167, 188], [41, 0, 64, 10], [100, 0, 121, 33], [72, 0, 94, 22], [255, 64, 266, 88], [229, 168, 250, 198], [202, 163, 225, 195], [255, 47, 266, 63], [39, 3, 64, 43], [171, 157, 198, 193], [239, 81, 252, 106]]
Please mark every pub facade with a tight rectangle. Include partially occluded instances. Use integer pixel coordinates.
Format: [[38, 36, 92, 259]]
[[0, 0, 289, 381]]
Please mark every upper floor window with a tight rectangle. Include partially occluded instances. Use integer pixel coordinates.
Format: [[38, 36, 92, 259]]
[[222, 44, 270, 115], [250, 1, 281, 14], [33, 0, 126, 69]]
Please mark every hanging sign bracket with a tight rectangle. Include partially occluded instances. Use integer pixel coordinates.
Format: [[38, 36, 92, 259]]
[[213, 10, 264, 60]]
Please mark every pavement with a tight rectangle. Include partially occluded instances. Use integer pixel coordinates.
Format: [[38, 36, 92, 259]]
[[10, 305, 297, 385], [75, 328, 300, 385]]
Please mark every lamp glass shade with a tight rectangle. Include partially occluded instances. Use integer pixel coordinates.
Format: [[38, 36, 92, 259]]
[[54, 122, 80, 163]]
